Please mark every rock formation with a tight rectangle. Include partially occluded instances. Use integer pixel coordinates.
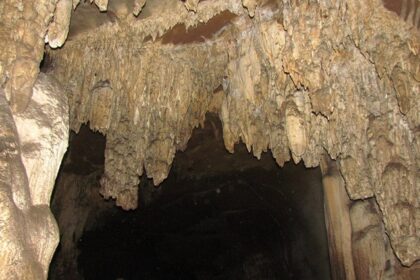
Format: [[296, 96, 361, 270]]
[[0, 0, 419, 279], [47, 0, 420, 267], [0, 1, 59, 113], [0, 74, 68, 279], [383, 0, 420, 29]]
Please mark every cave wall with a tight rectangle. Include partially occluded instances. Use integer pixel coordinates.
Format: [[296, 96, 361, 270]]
[[49, 126, 112, 279], [0, 0, 419, 279], [0, 74, 68, 279]]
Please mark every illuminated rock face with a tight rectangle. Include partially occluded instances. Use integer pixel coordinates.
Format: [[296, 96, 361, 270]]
[[0, 74, 68, 279], [0, 1, 58, 113], [0, 0, 419, 279]]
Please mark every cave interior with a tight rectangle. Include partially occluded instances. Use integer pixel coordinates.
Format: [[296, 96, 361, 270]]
[[49, 114, 330, 280], [0, 0, 419, 280], [47, 2, 331, 278]]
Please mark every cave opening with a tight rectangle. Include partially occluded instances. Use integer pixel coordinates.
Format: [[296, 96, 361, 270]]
[[49, 114, 331, 280]]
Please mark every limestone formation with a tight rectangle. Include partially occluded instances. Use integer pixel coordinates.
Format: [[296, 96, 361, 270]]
[[0, 1, 59, 112], [184, 0, 200, 13], [133, 0, 147, 16], [92, 0, 108, 12], [46, 0, 419, 267], [14, 73, 69, 207], [0, 0, 419, 278], [320, 157, 355, 280], [0, 74, 68, 279], [382, 0, 418, 27], [321, 156, 420, 280], [48, 0, 247, 210], [45, 0, 72, 49]]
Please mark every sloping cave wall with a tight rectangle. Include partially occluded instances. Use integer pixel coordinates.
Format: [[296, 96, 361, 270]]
[[0, 0, 419, 279], [0, 74, 68, 278], [50, 115, 331, 280]]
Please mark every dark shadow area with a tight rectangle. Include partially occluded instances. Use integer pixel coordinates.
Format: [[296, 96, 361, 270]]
[[49, 114, 331, 280]]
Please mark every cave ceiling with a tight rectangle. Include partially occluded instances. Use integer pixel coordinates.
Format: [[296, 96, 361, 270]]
[[0, 0, 419, 268]]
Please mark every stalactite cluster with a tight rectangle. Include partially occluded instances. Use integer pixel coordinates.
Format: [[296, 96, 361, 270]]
[[50, 36, 228, 210], [0, 0, 419, 278], [221, 0, 420, 266], [48, 0, 419, 267]]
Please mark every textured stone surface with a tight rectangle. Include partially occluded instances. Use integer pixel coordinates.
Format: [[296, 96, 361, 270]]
[[320, 157, 355, 280], [383, 0, 420, 29], [45, 0, 73, 48], [14, 73, 69, 206], [48, 0, 420, 266], [0, 75, 68, 279], [350, 199, 398, 279], [0, 0, 418, 277], [49, 0, 238, 209], [0, 88, 42, 279], [0, 0, 58, 112], [321, 156, 418, 280]]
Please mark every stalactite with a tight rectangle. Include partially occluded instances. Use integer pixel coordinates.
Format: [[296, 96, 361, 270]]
[[0, 0, 417, 278], [45, 0, 73, 49], [0, 0, 59, 112], [48, 0, 419, 266]]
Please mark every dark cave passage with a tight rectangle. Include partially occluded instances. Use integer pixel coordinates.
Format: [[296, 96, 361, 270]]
[[49, 114, 331, 280]]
